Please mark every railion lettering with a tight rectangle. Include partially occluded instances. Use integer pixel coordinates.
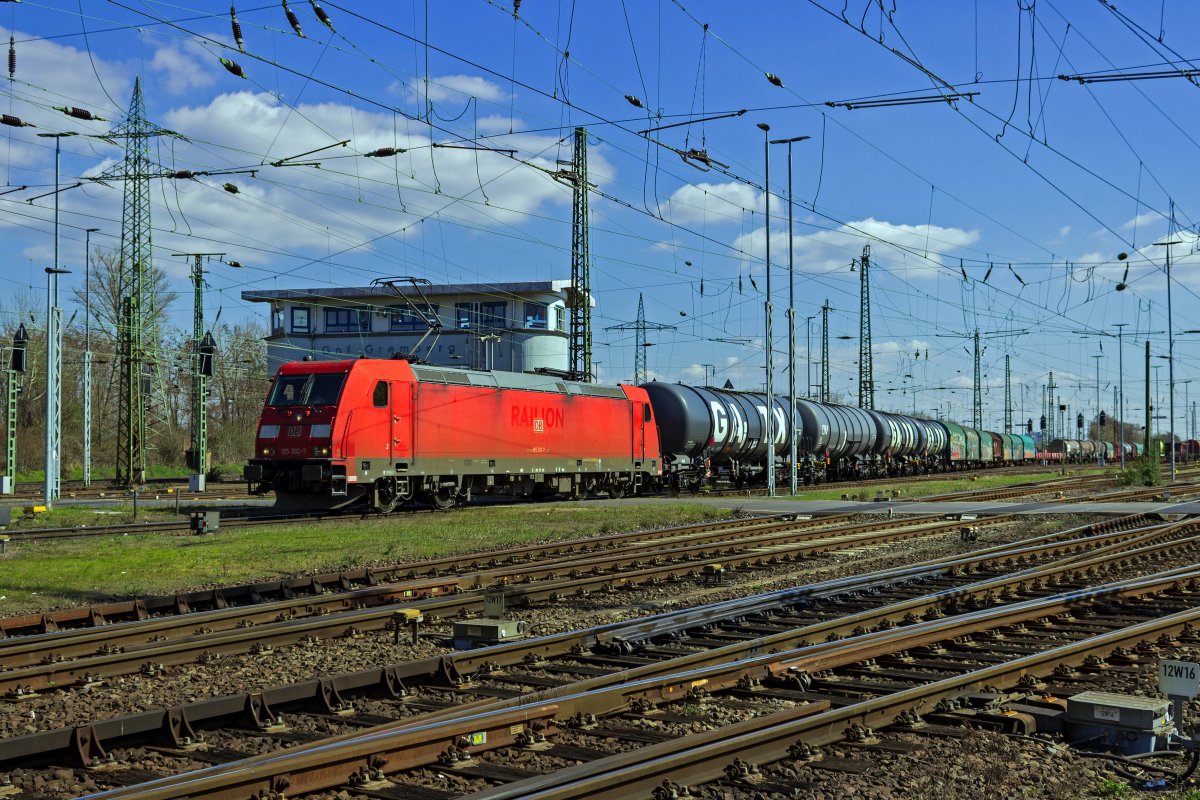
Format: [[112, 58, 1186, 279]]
[[510, 406, 566, 429]]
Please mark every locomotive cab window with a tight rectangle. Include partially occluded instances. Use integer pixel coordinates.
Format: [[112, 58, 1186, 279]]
[[267, 372, 348, 407], [372, 380, 389, 407], [643, 404, 652, 422]]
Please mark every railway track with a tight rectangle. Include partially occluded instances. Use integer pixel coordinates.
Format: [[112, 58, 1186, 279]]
[[36, 515, 1200, 799], [0, 512, 1033, 694], [0, 464, 1163, 544]]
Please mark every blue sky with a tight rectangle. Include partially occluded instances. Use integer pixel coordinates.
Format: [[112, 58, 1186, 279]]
[[2, 0, 1200, 436]]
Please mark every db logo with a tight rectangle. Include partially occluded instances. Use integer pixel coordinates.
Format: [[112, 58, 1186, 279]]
[[533, 419, 544, 432], [288, 426, 302, 437]]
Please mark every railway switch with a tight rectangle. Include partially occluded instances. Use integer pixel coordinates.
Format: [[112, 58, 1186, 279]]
[[1066, 691, 1172, 753], [189, 511, 220, 534], [452, 618, 529, 650], [702, 563, 728, 586], [392, 609, 424, 645]]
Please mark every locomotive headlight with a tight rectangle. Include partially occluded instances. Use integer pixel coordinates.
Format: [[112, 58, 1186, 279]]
[[261, 447, 273, 456], [258, 424, 279, 438], [309, 424, 331, 438]]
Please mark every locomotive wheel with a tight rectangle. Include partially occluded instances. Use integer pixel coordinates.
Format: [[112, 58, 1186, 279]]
[[686, 479, 703, 494], [608, 482, 627, 499], [428, 487, 457, 511], [374, 477, 401, 514]]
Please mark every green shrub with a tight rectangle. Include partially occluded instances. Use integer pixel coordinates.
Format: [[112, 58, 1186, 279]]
[[1118, 454, 1162, 486]]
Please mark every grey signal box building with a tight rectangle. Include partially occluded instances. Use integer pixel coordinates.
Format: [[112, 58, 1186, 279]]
[[242, 281, 587, 376]]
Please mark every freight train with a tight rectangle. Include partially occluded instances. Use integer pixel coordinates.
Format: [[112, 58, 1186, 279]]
[[243, 358, 1126, 511]]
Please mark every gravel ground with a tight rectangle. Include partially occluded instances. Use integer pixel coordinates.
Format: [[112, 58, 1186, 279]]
[[3, 511, 1194, 800], [0, 514, 1091, 739]]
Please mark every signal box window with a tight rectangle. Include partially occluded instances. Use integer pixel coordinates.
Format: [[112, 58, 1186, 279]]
[[455, 302, 476, 329], [291, 306, 310, 333], [524, 302, 548, 329], [372, 381, 388, 407], [325, 308, 370, 333], [390, 303, 438, 331], [271, 306, 284, 333], [553, 306, 567, 332], [479, 300, 507, 328]]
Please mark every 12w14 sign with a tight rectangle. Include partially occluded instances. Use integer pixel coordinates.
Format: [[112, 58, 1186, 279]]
[[1158, 660, 1200, 699]]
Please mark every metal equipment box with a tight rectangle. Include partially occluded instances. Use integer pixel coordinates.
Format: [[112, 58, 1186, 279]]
[[1066, 691, 1172, 753], [188, 474, 206, 492], [453, 618, 528, 650]]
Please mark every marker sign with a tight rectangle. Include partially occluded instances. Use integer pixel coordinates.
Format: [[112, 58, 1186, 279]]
[[1159, 660, 1200, 699]]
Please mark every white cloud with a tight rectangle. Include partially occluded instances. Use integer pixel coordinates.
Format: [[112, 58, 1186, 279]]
[[734, 217, 980, 278], [145, 91, 612, 259], [149, 44, 216, 95], [1122, 211, 1162, 231], [665, 181, 762, 225], [873, 339, 930, 356], [396, 74, 508, 105]]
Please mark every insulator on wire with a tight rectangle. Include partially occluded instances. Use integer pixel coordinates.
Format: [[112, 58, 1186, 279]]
[[54, 106, 103, 122], [282, 0, 305, 37], [7, 37, 14, 81], [223, 182, 240, 194], [171, 170, 197, 179], [231, 5, 245, 52], [310, 0, 335, 31], [0, 114, 29, 128], [765, 72, 784, 87], [366, 147, 402, 157], [624, 95, 643, 108], [226, 260, 243, 268], [513, 0, 521, 15], [220, 58, 247, 79]]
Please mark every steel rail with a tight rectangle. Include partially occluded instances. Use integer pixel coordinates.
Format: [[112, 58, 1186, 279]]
[[468, 600, 1200, 799], [0, 514, 796, 636], [0, 512, 955, 657], [0, 516, 1164, 766], [78, 566, 1200, 800], [0, 514, 1025, 691]]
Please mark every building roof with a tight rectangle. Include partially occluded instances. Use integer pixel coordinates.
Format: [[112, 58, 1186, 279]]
[[242, 280, 576, 304]]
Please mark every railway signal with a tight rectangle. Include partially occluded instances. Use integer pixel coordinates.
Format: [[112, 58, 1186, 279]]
[[3, 324, 27, 495]]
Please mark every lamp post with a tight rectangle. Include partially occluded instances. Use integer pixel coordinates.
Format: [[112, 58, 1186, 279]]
[[756, 122, 775, 497], [769, 133, 809, 496], [82, 227, 99, 488], [1154, 237, 1182, 480], [36, 131, 75, 507], [805, 315, 817, 399], [44, 267, 70, 505], [1114, 324, 1128, 468], [1091, 353, 1103, 465]]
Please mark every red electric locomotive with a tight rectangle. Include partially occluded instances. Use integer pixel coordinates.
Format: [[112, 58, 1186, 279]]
[[244, 358, 662, 511]]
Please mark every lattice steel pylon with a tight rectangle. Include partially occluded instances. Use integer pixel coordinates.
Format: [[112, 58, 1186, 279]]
[[820, 299, 831, 403], [1004, 354, 1013, 433], [972, 328, 982, 430], [605, 293, 675, 385], [103, 79, 157, 486], [857, 244, 874, 409], [566, 127, 592, 382]]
